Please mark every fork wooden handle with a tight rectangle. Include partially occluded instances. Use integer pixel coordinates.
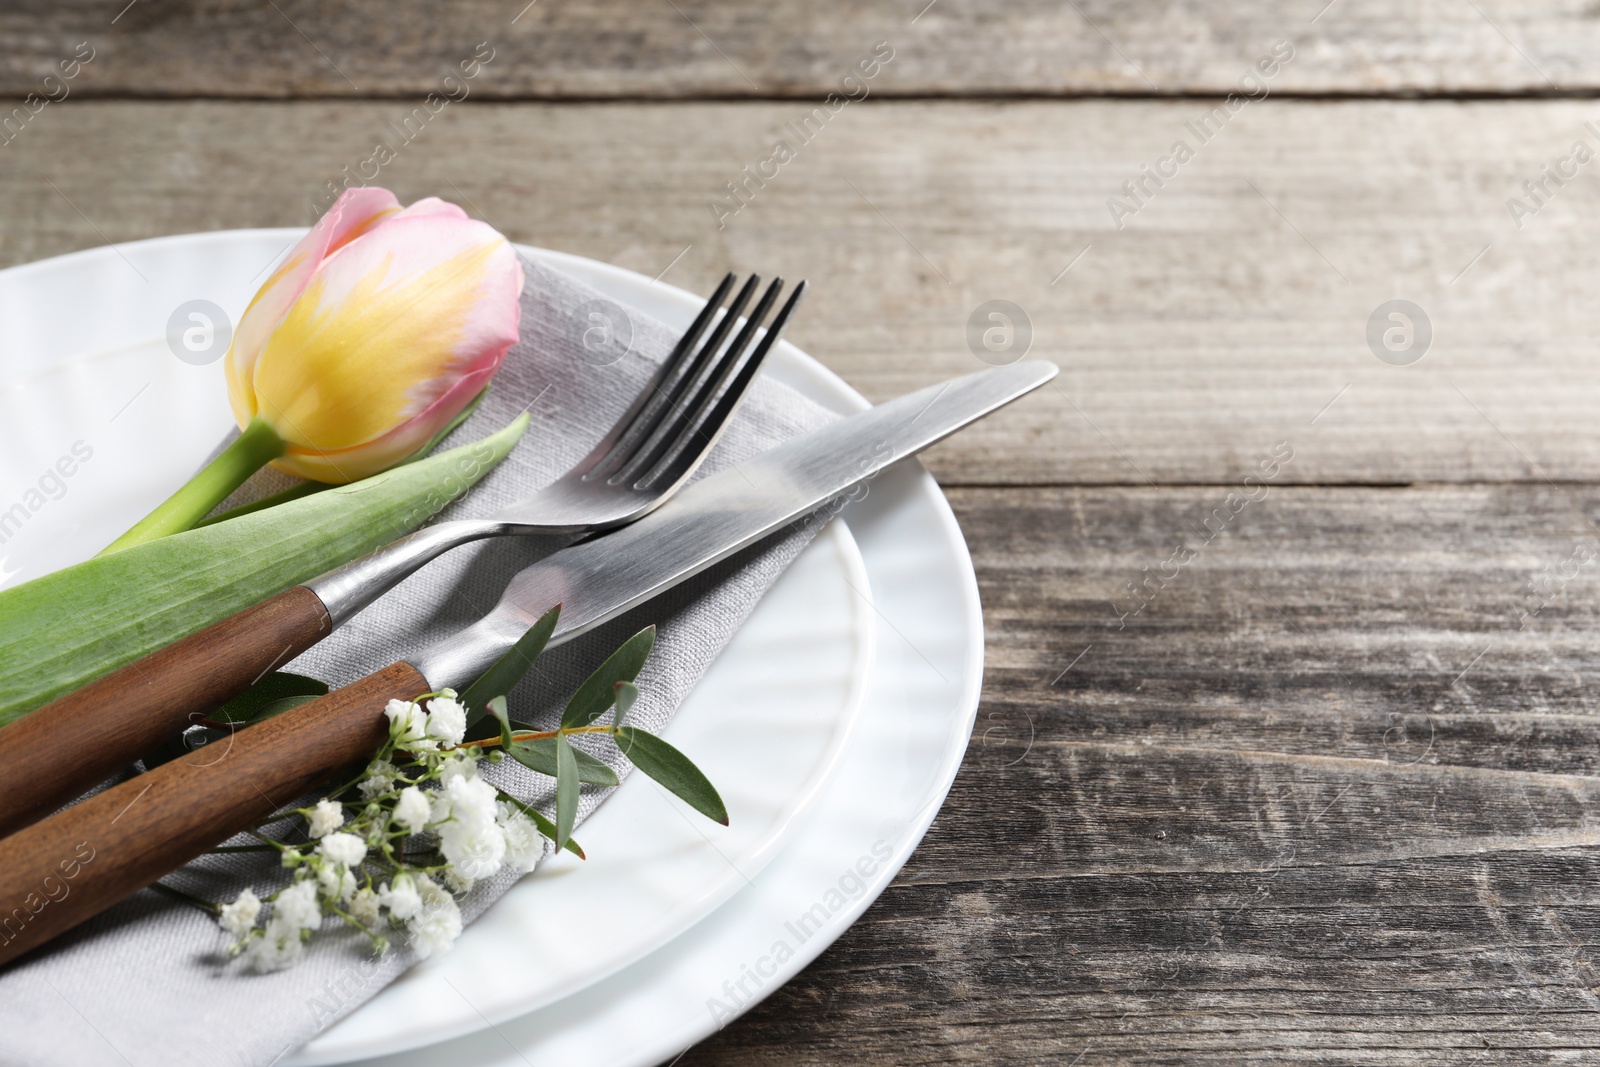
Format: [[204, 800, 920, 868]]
[[0, 585, 331, 840], [0, 660, 425, 967]]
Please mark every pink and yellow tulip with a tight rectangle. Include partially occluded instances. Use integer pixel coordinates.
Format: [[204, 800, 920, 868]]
[[104, 187, 523, 553]]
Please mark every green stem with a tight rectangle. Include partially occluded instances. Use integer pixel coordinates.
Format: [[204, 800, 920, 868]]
[[447, 723, 615, 752], [208, 844, 280, 854], [150, 880, 221, 915], [194, 387, 490, 531], [100, 418, 286, 554]]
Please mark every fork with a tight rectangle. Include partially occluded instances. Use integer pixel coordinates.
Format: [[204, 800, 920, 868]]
[[0, 273, 806, 838]]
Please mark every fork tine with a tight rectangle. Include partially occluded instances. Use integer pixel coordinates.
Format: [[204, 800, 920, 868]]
[[614, 277, 785, 487], [633, 278, 808, 492], [591, 273, 762, 480], [580, 272, 737, 478]]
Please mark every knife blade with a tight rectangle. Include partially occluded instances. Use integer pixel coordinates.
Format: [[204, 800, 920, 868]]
[[414, 358, 1060, 688], [0, 360, 1056, 964]]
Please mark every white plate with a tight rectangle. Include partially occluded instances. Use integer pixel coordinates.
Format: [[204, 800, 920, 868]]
[[0, 234, 880, 1057], [296, 252, 985, 1065]]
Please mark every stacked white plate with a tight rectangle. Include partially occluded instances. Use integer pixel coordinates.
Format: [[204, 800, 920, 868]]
[[0, 234, 984, 1067]]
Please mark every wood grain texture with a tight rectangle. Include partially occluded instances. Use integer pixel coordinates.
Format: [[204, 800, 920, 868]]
[[0, 584, 330, 840], [4, 1, 1600, 98], [0, 660, 420, 965], [683, 485, 1600, 1064], [6, 99, 1600, 486]]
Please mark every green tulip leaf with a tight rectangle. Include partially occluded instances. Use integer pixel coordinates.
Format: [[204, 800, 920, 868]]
[[195, 387, 492, 530], [614, 726, 728, 826], [0, 415, 528, 727], [561, 626, 655, 729]]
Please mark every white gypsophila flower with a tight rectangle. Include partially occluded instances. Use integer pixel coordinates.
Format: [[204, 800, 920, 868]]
[[383, 698, 434, 750], [378, 873, 422, 920], [431, 774, 506, 880], [497, 802, 545, 873], [358, 758, 399, 800], [393, 786, 431, 834], [316, 831, 367, 869], [408, 877, 463, 959], [317, 865, 357, 903], [306, 797, 344, 839], [425, 696, 467, 746], [246, 914, 305, 973], [442, 868, 475, 894], [348, 886, 381, 928], [218, 887, 261, 939], [436, 751, 479, 786], [273, 879, 322, 931]]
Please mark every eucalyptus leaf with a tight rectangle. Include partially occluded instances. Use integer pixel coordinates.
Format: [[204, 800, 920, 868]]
[[496, 789, 584, 860], [460, 604, 561, 729], [506, 736, 619, 787], [0, 416, 527, 727], [487, 695, 514, 749], [614, 726, 728, 825], [251, 694, 321, 721], [613, 681, 640, 728], [561, 626, 655, 729], [139, 734, 192, 772], [207, 671, 328, 725], [555, 732, 579, 853]]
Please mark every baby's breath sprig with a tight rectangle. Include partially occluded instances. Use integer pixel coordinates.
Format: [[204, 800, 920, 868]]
[[196, 605, 727, 973]]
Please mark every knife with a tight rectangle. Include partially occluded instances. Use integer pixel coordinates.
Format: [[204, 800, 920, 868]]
[[0, 360, 1056, 965]]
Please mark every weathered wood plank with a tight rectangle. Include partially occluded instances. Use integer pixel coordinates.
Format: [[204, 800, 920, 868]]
[[5, 1, 1600, 98], [5, 100, 1600, 485], [686, 484, 1600, 1063], [970, 484, 1600, 778], [694, 855, 1600, 1065]]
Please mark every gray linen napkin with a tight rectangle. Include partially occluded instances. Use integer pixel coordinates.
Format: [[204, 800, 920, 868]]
[[0, 257, 836, 1067]]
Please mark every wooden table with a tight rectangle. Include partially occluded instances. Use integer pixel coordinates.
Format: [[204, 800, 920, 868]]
[[8, 3, 1600, 1062]]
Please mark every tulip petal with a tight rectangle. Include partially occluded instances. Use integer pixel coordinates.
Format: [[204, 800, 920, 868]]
[[248, 213, 523, 481], [225, 187, 401, 426], [392, 197, 469, 222], [269, 357, 500, 482]]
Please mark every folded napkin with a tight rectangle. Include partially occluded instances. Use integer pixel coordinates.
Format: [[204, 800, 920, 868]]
[[0, 257, 837, 1067]]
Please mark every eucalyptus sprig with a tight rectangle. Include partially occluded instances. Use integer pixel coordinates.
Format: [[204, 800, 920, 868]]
[[192, 605, 726, 972]]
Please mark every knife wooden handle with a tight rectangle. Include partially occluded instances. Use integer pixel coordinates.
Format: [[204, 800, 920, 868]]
[[0, 659, 425, 967], [0, 585, 332, 840]]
